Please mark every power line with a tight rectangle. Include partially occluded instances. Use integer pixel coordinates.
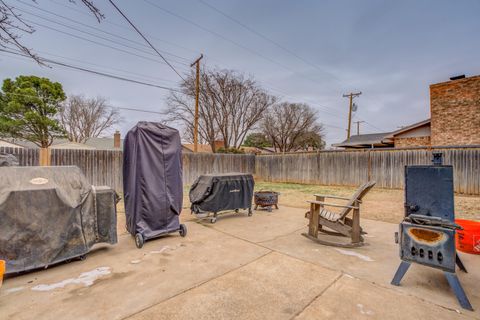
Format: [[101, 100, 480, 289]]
[[47, 0, 200, 56], [4, 47, 347, 132], [142, 0, 322, 84], [45, 0, 384, 133], [18, 12, 190, 67], [363, 120, 387, 132], [44, 0, 371, 130], [22, 18, 190, 71], [10, 7, 382, 134], [20, 48, 178, 85], [0, 48, 182, 93], [3, 90, 165, 116], [15, 2, 191, 63], [196, 0, 338, 81], [139, 0, 379, 129], [107, 0, 187, 82], [4, 51, 350, 137]]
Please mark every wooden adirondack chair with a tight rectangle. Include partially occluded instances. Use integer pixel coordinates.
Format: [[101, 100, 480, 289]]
[[303, 181, 376, 247]]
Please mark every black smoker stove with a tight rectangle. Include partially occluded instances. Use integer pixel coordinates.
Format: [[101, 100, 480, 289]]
[[391, 153, 473, 311]]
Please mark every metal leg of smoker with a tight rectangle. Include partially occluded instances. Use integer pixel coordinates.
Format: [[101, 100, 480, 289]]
[[444, 272, 474, 311], [391, 261, 411, 286], [456, 254, 468, 273]]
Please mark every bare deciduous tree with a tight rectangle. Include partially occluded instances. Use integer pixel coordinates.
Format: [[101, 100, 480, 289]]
[[165, 69, 275, 152], [0, 0, 103, 64], [59, 95, 121, 143], [262, 102, 325, 152]]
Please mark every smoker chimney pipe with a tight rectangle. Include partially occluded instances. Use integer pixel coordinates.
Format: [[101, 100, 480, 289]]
[[450, 75, 465, 81]]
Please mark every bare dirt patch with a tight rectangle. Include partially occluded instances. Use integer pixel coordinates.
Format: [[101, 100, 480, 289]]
[[254, 182, 480, 224], [117, 183, 479, 227]]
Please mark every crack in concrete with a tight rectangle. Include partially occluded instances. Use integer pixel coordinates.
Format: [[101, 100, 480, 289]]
[[256, 225, 308, 244], [290, 273, 343, 319], [196, 222, 479, 319], [120, 220, 477, 320], [120, 250, 274, 320]]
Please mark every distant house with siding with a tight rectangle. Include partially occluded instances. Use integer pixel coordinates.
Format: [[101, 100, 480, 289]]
[[332, 133, 393, 149]]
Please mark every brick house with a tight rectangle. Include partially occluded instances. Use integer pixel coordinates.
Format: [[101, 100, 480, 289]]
[[430, 75, 480, 146], [334, 74, 480, 149], [383, 119, 431, 148]]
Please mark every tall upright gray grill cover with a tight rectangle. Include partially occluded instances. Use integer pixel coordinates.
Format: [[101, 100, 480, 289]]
[[0, 166, 118, 274], [123, 122, 183, 240]]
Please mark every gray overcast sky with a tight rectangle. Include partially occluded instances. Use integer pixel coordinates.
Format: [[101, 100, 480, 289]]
[[1, 0, 480, 146]]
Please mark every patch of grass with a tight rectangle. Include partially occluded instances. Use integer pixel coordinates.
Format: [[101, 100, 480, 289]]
[[255, 181, 355, 196]]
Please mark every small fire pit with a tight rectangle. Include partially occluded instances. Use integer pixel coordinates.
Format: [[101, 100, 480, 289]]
[[254, 191, 279, 212]]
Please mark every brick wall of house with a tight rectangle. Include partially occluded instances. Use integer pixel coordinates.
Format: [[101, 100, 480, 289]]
[[394, 136, 431, 148], [430, 75, 480, 146]]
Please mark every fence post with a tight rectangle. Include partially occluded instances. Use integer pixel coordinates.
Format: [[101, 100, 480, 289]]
[[39, 148, 51, 166], [367, 150, 372, 181]]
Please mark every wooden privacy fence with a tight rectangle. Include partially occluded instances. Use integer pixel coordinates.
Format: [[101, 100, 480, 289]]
[[1, 146, 479, 194], [0, 147, 255, 192], [256, 147, 480, 195], [182, 153, 255, 184]]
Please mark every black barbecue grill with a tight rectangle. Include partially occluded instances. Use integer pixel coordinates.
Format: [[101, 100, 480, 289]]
[[391, 153, 473, 311]]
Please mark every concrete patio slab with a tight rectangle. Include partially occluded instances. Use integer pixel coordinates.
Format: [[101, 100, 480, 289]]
[[128, 252, 341, 320], [0, 221, 269, 320], [195, 207, 307, 243], [260, 214, 480, 317], [1, 204, 479, 320], [295, 275, 471, 320]]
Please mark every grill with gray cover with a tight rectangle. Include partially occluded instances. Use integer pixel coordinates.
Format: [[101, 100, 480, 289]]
[[0, 166, 118, 274]]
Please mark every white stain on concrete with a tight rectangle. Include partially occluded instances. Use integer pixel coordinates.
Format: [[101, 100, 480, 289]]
[[130, 260, 142, 264], [150, 246, 169, 254], [4, 286, 25, 294], [357, 303, 374, 316], [334, 249, 374, 262], [31, 267, 111, 291]]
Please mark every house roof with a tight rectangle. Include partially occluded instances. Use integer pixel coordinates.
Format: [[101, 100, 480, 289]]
[[50, 141, 96, 150], [332, 132, 393, 148], [182, 144, 214, 153], [239, 146, 275, 154], [384, 119, 431, 140], [0, 137, 122, 150], [0, 138, 40, 148], [84, 137, 123, 150], [0, 139, 25, 148]]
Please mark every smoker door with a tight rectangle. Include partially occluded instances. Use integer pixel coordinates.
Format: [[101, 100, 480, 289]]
[[399, 222, 456, 272], [404, 165, 454, 221]]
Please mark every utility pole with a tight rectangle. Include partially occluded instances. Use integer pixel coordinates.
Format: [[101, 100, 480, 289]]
[[343, 92, 362, 140], [354, 121, 365, 135], [191, 54, 203, 152]]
